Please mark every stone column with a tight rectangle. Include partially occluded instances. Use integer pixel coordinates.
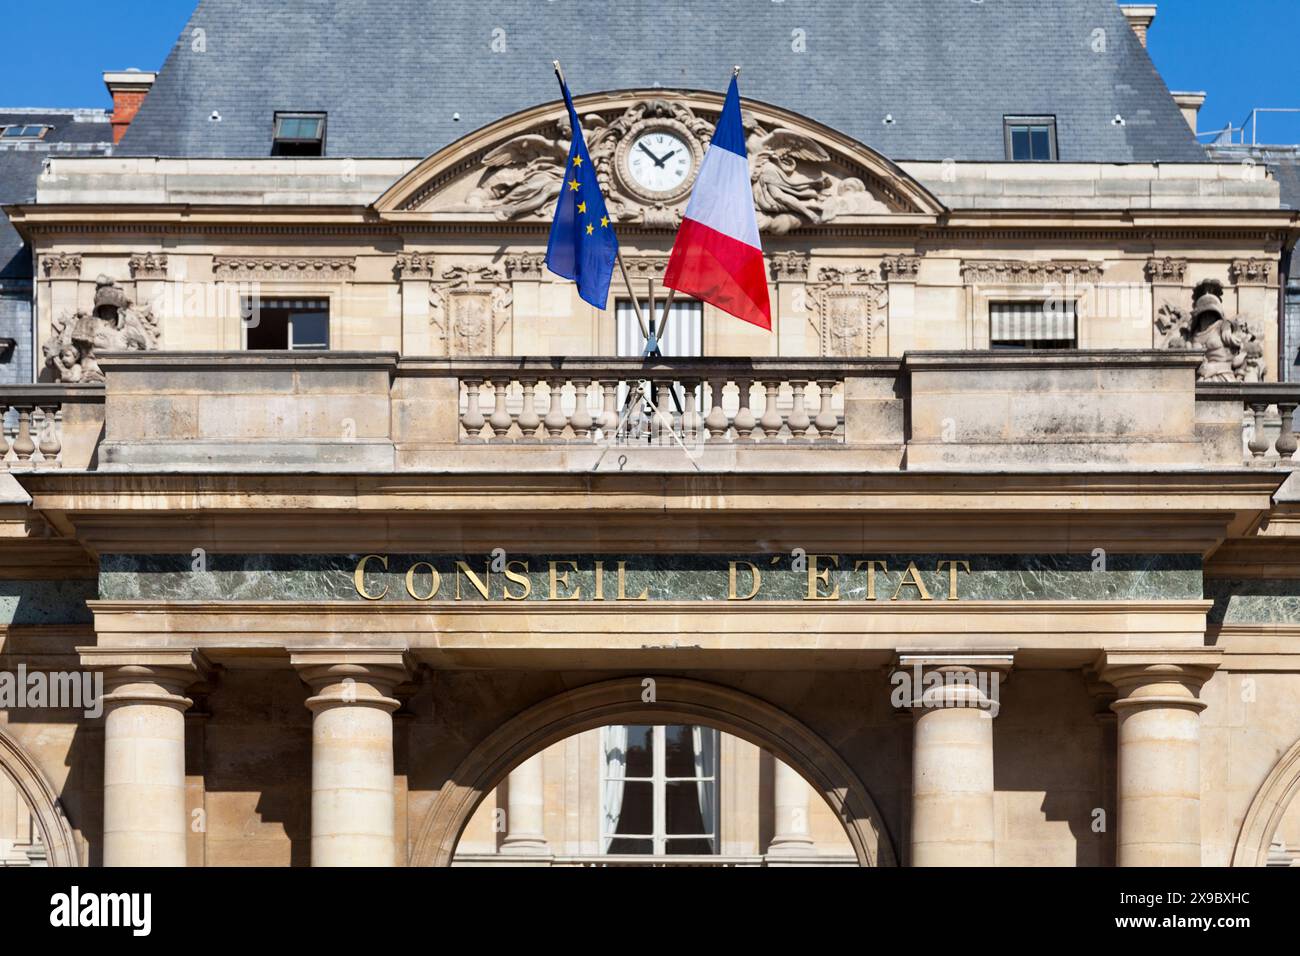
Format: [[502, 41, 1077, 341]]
[[897, 654, 1013, 867], [291, 650, 411, 867], [1098, 650, 1220, 867], [768, 759, 815, 857], [79, 649, 211, 867], [500, 753, 551, 856]]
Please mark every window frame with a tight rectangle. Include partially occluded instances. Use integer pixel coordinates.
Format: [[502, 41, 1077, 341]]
[[241, 295, 331, 351], [1003, 115, 1059, 162], [600, 724, 721, 856], [988, 298, 1079, 350], [1, 125, 50, 141], [271, 112, 327, 156]]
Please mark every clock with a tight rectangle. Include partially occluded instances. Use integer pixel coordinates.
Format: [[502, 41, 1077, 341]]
[[616, 120, 701, 203]]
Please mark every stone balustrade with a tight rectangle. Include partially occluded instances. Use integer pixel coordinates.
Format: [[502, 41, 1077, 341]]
[[1196, 383, 1300, 465], [453, 359, 862, 445], [65, 350, 1299, 474], [0, 385, 103, 471]]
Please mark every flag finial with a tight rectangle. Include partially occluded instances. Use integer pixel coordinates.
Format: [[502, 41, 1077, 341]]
[[732, 65, 741, 77]]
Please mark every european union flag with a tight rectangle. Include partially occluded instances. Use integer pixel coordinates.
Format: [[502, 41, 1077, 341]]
[[545, 73, 619, 309]]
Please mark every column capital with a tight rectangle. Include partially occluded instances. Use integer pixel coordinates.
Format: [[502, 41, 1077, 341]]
[[893, 653, 1014, 710], [1094, 649, 1222, 714], [77, 647, 213, 709], [290, 648, 413, 714]]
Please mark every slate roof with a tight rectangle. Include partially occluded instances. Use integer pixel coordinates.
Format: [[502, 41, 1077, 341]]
[[119, 0, 1205, 163], [0, 110, 114, 279]]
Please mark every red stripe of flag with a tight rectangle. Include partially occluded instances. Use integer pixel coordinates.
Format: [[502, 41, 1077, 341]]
[[662, 218, 771, 331]]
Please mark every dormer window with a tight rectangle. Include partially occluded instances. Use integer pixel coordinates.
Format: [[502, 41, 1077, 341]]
[[271, 112, 326, 156], [1004, 116, 1058, 161], [1, 125, 50, 140]]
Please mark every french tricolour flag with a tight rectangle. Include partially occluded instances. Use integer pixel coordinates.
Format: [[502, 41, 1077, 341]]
[[663, 74, 771, 331]]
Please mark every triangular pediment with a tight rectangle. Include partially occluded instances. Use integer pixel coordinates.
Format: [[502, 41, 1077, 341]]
[[374, 90, 945, 232]]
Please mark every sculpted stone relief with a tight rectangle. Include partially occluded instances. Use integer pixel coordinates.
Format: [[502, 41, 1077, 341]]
[[428, 264, 513, 357], [458, 98, 893, 233], [1157, 278, 1267, 382], [807, 267, 889, 358], [43, 276, 160, 383]]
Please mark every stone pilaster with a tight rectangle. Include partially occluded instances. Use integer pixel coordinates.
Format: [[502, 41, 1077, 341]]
[[1097, 650, 1221, 867], [881, 254, 921, 354], [896, 653, 1013, 867], [771, 251, 810, 356], [767, 759, 816, 859], [500, 753, 552, 858], [78, 648, 212, 867], [395, 252, 439, 356], [291, 649, 411, 867]]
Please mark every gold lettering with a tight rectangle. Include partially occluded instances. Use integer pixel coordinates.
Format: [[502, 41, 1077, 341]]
[[404, 561, 441, 601], [855, 560, 888, 601], [593, 560, 605, 601], [617, 561, 647, 601], [936, 560, 971, 601], [455, 560, 491, 601], [354, 554, 389, 601], [728, 561, 761, 601], [806, 554, 840, 601], [549, 560, 581, 601], [891, 561, 932, 601], [502, 560, 531, 601]]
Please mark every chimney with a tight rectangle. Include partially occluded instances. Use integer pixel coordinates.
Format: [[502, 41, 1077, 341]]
[[1120, 5, 1158, 48], [1171, 92, 1207, 135], [103, 69, 157, 144]]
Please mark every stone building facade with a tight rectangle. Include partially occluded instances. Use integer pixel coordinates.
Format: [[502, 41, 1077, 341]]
[[0, 0, 1299, 868]]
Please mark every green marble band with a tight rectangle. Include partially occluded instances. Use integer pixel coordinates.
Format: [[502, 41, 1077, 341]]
[[1205, 578, 1300, 625], [98, 553, 1203, 604], [0, 580, 97, 626]]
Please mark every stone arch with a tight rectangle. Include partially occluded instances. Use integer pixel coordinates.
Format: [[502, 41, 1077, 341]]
[[1232, 733, 1300, 867], [411, 676, 897, 867], [0, 726, 80, 867]]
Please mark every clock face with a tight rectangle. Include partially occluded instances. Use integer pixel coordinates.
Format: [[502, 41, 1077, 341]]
[[626, 129, 693, 195]]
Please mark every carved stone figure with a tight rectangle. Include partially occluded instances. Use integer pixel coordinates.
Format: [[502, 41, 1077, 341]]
[[1158, 279, 1266, 382], [43, 275, 160, 383], [746, 120, 833, 234]]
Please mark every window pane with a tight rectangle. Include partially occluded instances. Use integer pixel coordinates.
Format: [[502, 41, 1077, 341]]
[[621, 725, 653, 778], [1030, 127, 1051, 160], [665, 779, 712, 835], [289, 311, 329, 350], [1010, 127, 1031, 161], [611, 780, 653, 836], [278, 116, 321, 140], [664, 725, 714, 778]]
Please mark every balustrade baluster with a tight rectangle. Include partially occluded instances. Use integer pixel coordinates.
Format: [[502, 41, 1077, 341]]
[[599, 380, 619, 439], [758, 381, 783, 441], [516, 378, 541, 442], [37, 407, 62, 466], [0, 406, 10, 463], [681, 380, 701, 443], [544, 377, 568, 439], [704, 378, 730, 442], [787, 380, 811, 442], [11, 406, 36, 462], [813, 380, 838, 442], [571, 379, 594, 440], [654, 380, 675, 445], [734, 378, 757, 440], [489, 379, 513, 441], [1248, 404, 1271, 459], [461, 379, 485, 442], [1276, 403, 1298, 460]]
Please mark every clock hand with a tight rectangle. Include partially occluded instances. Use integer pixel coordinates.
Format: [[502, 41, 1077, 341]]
[[637, 142, 666, 167]]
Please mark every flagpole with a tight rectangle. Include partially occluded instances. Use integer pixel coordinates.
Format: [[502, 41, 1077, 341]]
[[553, 59, 650, 344]]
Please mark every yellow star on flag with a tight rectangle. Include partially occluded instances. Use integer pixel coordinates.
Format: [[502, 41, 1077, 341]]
[[568, 178, 580, 192], [601, 216, 609, 228], [586, 223, 594, 235], [572, 155, 583, 167], [577, 201, 587, 214]]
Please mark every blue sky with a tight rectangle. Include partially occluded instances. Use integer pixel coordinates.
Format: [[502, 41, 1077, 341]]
[[3, 0, 1297, 144]]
